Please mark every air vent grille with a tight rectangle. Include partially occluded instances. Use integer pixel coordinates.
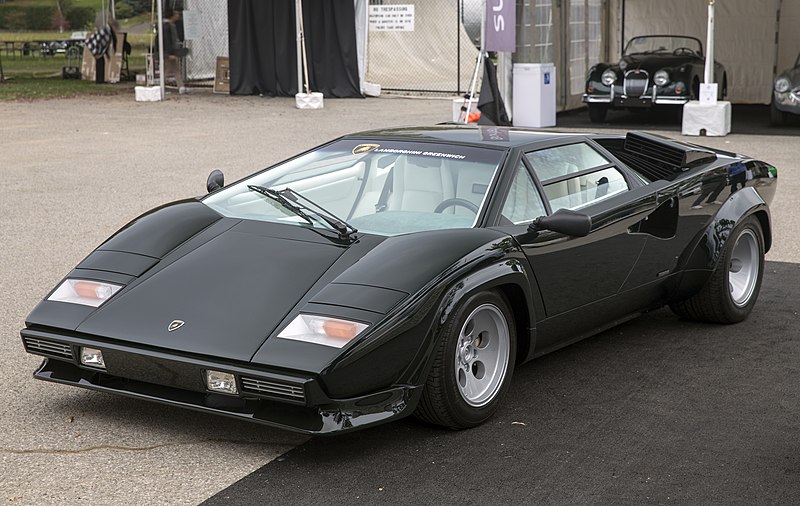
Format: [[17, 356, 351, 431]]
[[241, 377, 305, 402], [23, 337, 74, 360], [623, 70, 649, 97]]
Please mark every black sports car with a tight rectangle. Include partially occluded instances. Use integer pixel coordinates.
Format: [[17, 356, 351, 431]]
[[21, 126, 776, 434], [771, 51, 800, 126], [583, 35, 727, 123]]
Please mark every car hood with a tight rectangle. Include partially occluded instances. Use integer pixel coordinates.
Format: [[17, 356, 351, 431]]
[[617, 53, 697, 72], [75, 221, 349, 362]]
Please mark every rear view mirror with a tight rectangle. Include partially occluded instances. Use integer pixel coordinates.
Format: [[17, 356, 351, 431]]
[[206, 169, 225, 193], [529, 208, 592, 237]]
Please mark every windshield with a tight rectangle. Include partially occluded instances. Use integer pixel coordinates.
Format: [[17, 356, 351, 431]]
[[624, 36, 702, 56], [203, 139, 505, 237]]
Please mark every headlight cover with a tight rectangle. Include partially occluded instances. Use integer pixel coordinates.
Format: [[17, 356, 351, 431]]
[[601, 69, 617, 86], [775, 77, 791, 93], [277, 314, 369, 348], [654, 69, 670, 87], [47, 279, 123, 307]]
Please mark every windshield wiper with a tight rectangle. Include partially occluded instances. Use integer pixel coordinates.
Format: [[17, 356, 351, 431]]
[[246, 184, 358, 241], [247, 184, 314, 226], [281, 187, 358, 241]]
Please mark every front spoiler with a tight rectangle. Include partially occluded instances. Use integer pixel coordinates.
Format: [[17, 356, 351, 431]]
[[34, 358, 419, 434]]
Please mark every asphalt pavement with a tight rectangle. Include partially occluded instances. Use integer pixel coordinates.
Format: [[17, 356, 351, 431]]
[[204, 262, 800, 505], [1, 91, 798, 505]]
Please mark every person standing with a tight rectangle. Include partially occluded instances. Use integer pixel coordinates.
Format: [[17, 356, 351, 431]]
[[163, 8, 188, 94]]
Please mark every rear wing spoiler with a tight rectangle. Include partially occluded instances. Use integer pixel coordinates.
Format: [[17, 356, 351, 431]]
[[609, 131, 718, 181]]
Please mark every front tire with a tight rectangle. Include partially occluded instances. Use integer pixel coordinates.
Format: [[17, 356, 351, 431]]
[[670, 216, 765, 323], [770, 98, 788, 126], [415, 290, 516, 429]]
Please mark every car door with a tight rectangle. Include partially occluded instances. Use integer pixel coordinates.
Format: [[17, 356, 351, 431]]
[[491, 142, 650, 352]]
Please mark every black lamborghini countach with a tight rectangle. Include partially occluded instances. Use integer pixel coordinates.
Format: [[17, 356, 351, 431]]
[[21, 126, 776, 434]]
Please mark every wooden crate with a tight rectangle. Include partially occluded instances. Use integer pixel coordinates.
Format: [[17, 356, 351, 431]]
[[214, 56, 230, 94]]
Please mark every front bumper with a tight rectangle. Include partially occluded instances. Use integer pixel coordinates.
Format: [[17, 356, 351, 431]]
[[773, 89, 800, 115], [583, 92, 689, 107], [22, 328, 419, 435]]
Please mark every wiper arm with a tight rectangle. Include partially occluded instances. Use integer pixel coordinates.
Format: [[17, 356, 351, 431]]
[[281, 187, 358, 241], [247, 184, 314, 225]]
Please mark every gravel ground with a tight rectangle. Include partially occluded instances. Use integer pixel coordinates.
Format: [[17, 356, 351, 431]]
[[0, 90, 796, 505]]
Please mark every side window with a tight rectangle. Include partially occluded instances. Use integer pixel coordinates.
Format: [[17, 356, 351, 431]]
[[525, 143, 628, 211], [500, 161, 546, 224]]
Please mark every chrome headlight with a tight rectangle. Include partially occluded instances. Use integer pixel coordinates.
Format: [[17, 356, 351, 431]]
[[48, 279, 123, 307], [654, 69, 670, 87], [775, 77, 791, 93], [601, 69, 617, 86], [277, 314, 369, 348]]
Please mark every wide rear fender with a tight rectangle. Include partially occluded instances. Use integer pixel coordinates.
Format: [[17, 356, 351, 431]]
[[674, 187, 771, 298]]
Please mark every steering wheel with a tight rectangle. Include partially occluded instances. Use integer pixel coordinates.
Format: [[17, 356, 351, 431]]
[[673, 47, 695, 56], [434, 198, 479, 214]]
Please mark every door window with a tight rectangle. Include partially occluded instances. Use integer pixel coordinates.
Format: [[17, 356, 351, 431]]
[[525, 143, 628, 211]]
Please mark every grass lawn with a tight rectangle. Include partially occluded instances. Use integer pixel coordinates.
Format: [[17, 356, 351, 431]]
[[0, 27, 150, 99], [0, 75, 133, 100]]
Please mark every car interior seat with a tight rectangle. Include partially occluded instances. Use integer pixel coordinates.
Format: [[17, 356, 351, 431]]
[[388, 155, 455, 213]]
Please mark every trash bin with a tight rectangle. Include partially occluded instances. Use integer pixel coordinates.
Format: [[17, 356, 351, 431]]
[[512, 63, 556, 128]]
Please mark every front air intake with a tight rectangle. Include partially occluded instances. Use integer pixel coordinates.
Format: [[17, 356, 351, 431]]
[[241, 376, 305, 403], [23, 337, 74, 360]]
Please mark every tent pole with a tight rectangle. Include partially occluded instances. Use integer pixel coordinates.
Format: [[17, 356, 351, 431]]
[[157, 0, 165, 99], [296, 0, 302, 94], [464, 0, 486, 123], [704, 0, 715, 84], [298, 0, 310, 94]]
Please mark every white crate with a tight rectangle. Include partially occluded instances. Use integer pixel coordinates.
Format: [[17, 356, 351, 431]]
[[295, 92, 324, 109], [135, 86, 162, 102]]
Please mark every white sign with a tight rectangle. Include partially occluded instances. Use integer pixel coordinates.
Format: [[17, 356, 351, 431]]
[[699, 83, 718, 104], [369, 5, 415, 32], [182, 10, 201, 40]]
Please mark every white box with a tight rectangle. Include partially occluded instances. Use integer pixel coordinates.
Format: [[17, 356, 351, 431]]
[[362, 81, 381, 97], [135, 86, 162, 102], [452, 97, 478, 122], [296, 92, 324, 109], [682, 101, 731, 136], [512, 63, 556, 128]]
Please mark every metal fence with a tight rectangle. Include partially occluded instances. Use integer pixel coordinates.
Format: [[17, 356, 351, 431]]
[[184, 0, 228, 81], [366, 0, 480, 94]]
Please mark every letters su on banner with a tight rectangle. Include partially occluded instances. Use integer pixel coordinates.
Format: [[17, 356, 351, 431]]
[[484, 0, 516, 53]]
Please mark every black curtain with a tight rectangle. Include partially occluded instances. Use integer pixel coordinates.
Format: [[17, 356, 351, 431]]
[[477, 56, 511, 126], [228, 0, 361, 98]]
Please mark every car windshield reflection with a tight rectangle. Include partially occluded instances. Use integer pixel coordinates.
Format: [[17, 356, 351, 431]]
[[203, 140, 505, 236]]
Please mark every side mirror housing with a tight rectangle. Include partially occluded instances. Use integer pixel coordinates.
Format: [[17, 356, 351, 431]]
[[528, 208, 592, 237], [206, 169, 225, 193]]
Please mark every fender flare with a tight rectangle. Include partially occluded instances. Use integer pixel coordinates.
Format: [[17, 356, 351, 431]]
[[674, 187, 771, 298], [407, 252, 540, 388]]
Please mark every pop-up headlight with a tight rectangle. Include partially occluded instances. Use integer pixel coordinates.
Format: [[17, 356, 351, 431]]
[[277, 314, 368, 348], [48, 279, 122, 307]]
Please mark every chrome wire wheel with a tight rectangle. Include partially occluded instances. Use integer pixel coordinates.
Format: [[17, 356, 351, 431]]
[[729, 228, 759, 307], [454, 303, 510, 407]]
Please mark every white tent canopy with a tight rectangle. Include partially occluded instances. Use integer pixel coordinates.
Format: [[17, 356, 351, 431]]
[[610, 0, 800, 104]]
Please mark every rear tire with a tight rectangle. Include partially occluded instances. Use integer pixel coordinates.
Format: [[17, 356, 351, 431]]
[[415, 290, 516, 429], [588, 104, 608, 123], [670, 216, 764, 323]]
